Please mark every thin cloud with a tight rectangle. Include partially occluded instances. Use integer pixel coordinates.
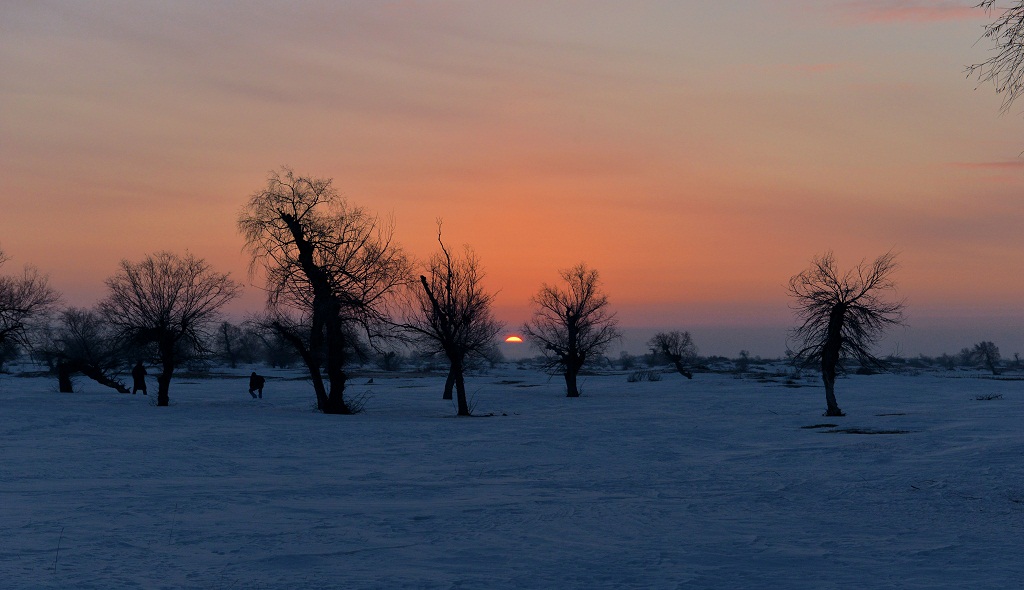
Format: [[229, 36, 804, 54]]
[[840, 1, 985, 24], [785, 62, 846, 76], [948, 160, 1024, 169]]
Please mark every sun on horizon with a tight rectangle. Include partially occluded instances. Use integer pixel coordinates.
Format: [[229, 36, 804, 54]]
[[504, 335, 524, 343]]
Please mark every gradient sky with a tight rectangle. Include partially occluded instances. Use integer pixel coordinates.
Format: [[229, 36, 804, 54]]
[[3, 0, 1024, 357]]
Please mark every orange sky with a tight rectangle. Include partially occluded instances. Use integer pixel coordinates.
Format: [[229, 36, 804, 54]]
[[3, 1, 1024, 356]]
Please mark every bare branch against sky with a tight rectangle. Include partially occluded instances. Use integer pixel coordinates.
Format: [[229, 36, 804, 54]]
[[1, 1, 1022, 356]]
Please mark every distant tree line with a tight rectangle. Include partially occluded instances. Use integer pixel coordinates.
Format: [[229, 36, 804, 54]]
[[5, 167, 1016, 418]]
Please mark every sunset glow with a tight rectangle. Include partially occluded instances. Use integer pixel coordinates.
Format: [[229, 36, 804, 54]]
[[2, 2, 1022, 356], [504, 336, 524, 344]]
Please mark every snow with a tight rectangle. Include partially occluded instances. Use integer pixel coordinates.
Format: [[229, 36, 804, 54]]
[[3, 366, 1024, 589]]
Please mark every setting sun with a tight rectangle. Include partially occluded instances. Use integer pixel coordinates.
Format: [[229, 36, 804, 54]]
[[3, 2, 1024, 359], [504, 335, 523, 344]]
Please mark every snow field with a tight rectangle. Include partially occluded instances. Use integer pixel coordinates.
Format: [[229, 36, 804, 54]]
[[2, 368, 1023, 589]]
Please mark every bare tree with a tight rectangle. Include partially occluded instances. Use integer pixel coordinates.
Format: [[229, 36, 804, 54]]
[[787, 251, 905, 416], [248, 321, 302, 369], [405, 225, 503, 416], [51, 307, 131, 393], [0, 249, 60, 358], [735, 350, 752, 373], [214, 321, 263, 368], [239, 167, 411, 414], [522, 263, 621, 397], [969, 1, 1024, 111], [970, 341, 1001, 375], [957, 347, 973, 367], [647, 331, 698, 379], [99, 252, 241, 406], [215, 321, 243, 369]]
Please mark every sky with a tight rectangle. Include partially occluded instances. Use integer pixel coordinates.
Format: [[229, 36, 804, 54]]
[[3, 0, 1024, 358]]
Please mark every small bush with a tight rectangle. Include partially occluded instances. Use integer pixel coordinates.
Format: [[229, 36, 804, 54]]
[[347, 390, 373, 413], [627, 370, 662, 383]]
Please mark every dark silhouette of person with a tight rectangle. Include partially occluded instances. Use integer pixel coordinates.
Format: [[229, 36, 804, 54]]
[[249, 372, 265, 399], [131, 361, 147, 395]]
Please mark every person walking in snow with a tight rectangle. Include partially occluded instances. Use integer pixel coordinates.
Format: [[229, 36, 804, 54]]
[[131, 361, 148, 395], [248, 371, 266, 399]]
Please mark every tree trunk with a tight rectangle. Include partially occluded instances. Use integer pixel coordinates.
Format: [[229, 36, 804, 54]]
[[454, 373, 469, 416], [821, 305, 845, 417], [323, 367, 350, 414], [450, 358, 470, 416], [987, 358, 1000, 375], [279, 214, 343, 413], [157, 370, 171, 407], [78, 364, 131, 393], [57, 361, 74, 393], [57, 359, 130, 394], [821, 360, 842, 416], [294, 345, 327, 411], [565, 321, 581, 397], [672, 358, 693, 379], [323, 319, 351, 415], [221, 323, 237, 369], [154, 340, 173, 405], [274, 321, 328, 411], [443, 366, 455, 400], [323, 392, 350, 414], [309, 371, 328, 410], [565, 365, 581, 397]]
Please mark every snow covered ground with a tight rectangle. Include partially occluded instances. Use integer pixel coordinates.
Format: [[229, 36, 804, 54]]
[[3, 365, 1023, 589]]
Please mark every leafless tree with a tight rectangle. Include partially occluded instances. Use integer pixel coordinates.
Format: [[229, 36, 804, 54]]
[[215, 321, 243, 369], [957, 347, 974, 367], [522, 263, 621, 397], [214, 321, 263, 368], [970, 341, 1001, 375], [0, 249, 60, 357], [50, 307, 130, 393], [405, 225, 503, 415], [969, 1, 1024, 111], [647, 331, 698, 379], [787, 251, 905, 416], [99, 252, 241, 406], [247, 320, 302, 368], [239, 167, 412, 414], [735, 350, 752, 373]]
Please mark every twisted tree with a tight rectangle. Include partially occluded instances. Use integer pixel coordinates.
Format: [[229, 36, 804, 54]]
[[787, 251, 905, 416], [52, 307, 130, 393], [648, 331, 698, 379], [523, 263, 620, 397], [239, 167, 411, 414], [405, 225, 502, 415]]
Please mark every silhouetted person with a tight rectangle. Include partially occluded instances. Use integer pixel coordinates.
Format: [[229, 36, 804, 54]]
[[131, 361, 148, 395], [249, 371, 265, 399]]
